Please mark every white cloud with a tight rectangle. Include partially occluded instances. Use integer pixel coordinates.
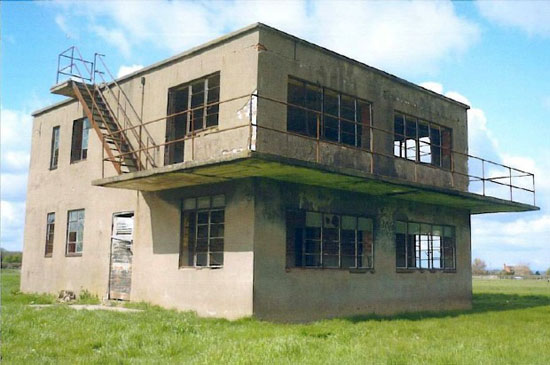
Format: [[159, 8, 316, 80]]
[[1, 108, 33, 252], [0, 200, 26, 251], [422, 82, 548, 270], [477, 1, 550, 38], [1, 109, 33, 166], [0, 173, 28, 202], [51, 0, 479, 76], [419, 82, 444, 95], [117, 64, 144, 78], [55, 14, 78, 39], [92, 25, 131, 58]]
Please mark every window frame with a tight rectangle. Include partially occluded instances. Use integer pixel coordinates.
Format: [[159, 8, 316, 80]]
[[70, 117, 90, 163], [395, 220, 456, 272], [49, 126, 60, 170], [45, 212, 55, 257], [165, 72, 220, 165], [286, 209, 375, 271], [286, 76, 372, 150], [66, 209, 85, 256], [393, 112, 452, 170], [180, 194, 225, 269]]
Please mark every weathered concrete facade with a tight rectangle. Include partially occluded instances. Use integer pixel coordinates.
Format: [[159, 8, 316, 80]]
[[21, 24, 535, 321]]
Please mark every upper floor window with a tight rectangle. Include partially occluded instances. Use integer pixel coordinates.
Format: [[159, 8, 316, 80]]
[[180, 195, 225, 268], [70, 118, 90, 163], [287, 77, 371, 148], [286, 210, 374, 269], [45, 212, 55, 257], [393, 113, 452, 169], [395, 221, 455, 271], [66, 209, 85, 255], [49, 126, 60, 169], [165, 73, 220, 165]]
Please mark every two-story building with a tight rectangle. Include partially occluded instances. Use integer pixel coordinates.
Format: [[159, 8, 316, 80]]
[[21, 23, 538, 321]]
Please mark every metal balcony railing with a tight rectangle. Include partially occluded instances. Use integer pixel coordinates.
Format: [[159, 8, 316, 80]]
[[99, 93, 536, 206]]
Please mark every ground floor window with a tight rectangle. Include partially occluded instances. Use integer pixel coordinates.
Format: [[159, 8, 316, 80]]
[[286, 210, 374, 269], [395, 221, 455, 270], [180, 195, 225, 268], [66, 209, 85, 255]]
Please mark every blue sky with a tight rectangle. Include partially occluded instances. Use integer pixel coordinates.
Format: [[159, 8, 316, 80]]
[[1, 1, 549, 270]]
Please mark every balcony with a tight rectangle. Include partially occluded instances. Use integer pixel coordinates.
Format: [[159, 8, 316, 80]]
[[91, 93, 538, 215]]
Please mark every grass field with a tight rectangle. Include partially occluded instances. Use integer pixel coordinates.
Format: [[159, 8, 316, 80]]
[[2, 270, 549, 364]]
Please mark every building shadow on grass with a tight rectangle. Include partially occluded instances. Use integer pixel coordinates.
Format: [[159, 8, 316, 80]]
[[344, 293, 550, 323]]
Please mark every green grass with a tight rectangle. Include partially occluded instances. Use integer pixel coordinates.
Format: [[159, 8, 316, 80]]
[[2, 270, 549, 364]]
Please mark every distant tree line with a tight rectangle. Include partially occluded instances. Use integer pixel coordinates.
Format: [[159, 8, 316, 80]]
[[1, 248, 22, 269], [472, 258, 550, 277]]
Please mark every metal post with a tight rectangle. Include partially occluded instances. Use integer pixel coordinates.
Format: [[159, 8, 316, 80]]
[[70, 47, 74, 78], [532, 174, 536, 206], [249, 95, 253, 151], [138, 125, 142, 171], [191, 113, 195, 161], [482, 159, 485, 196], [316, 114, 320, 163], [102, 137, 105, 179], [509, 167, 513, 201]]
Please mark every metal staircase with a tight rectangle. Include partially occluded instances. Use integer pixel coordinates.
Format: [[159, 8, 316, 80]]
[[52, 46, 156, 174]]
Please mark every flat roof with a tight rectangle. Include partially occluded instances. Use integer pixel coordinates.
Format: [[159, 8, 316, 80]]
[[34, 23, 468, 117]]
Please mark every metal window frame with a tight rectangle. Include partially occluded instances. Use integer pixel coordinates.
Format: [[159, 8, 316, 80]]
[[65, 208, 85, 256], [49, 126, 60, 170], [395, 220, 456, 272], [290, 209, 374, 270], [393, 111, 453, 170], [45, 212, 55, 257], [181, 195, 225, 268], [287, 76, 372, 149]]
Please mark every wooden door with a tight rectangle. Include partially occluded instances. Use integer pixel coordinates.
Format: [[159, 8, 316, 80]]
[[109, 212, 134, 300]]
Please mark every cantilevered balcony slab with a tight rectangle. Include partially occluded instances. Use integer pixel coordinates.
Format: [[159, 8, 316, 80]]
[[92, 150, 539, 214]]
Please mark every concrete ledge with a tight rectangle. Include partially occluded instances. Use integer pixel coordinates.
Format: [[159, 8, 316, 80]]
[[93, 150, 539, 214]]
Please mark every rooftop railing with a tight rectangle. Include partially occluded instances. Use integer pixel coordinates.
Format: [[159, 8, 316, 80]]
[[100, 93, 536, 206]]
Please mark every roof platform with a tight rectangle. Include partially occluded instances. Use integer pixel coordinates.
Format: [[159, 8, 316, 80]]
[[93, 151, 539, 215]]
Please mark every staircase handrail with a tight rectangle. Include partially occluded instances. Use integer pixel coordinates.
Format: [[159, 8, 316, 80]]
[[94, 54, 158, 163]]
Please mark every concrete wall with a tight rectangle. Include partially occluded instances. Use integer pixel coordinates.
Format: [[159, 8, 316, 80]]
[[131, 180, 254, 318], [256, 27, 469, 192], [22, 30, 260, 318], [253, 179, 472, 322], [99, 30, 260, 173], [21, 101, 137, 297]]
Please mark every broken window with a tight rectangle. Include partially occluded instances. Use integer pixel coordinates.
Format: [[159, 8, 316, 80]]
[[286, 210, 373, 269], [165, 73, 220, 165], [45, 212, 55, 257], [393, 113, 452, 170], [180, 195, 225, 268], [287, 77, 371, 148], [66, 209, 85, 255], [50, 126, 60, 169], [70, 118, 90, 163], [395, 221, 455, 270]]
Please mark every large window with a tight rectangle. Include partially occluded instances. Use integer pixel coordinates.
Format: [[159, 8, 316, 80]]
[[165, 73, 220, 165], [70, 118, 90, 163], [66, 209, 85, 255], [50, 126, 60, 169], [45, 212, 55, 257], [180, 195, 225, 268], [286, 210, 374, 269], [287, 77, 371, 148], [393, 113, 452, 169], [395, 221, 455, 271]]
